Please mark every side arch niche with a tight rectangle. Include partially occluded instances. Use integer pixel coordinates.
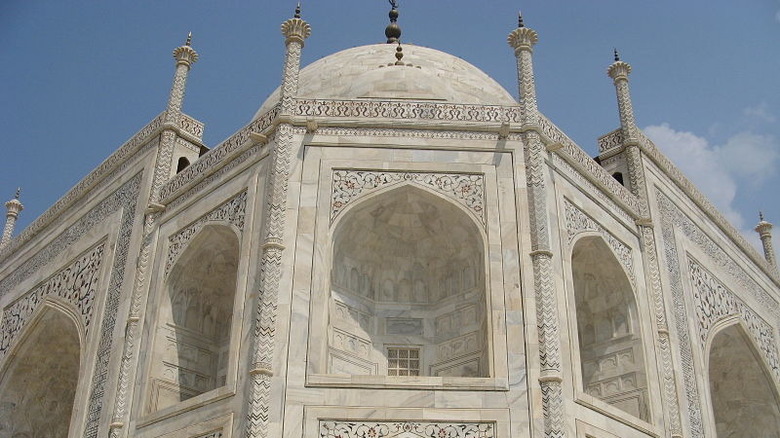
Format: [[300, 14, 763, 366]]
[[149, 224, 239, 412], [0, 305, 82, 438], [571, 235, 649, 421], [708, 323, 780, 436], [328, 185, 489, 378]]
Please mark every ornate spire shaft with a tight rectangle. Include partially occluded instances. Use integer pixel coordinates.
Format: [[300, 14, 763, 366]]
[[607, 52, 638, 142], [278, 9, 312, 114], [507, 15, 540, 124], [1, 190, 23, 249], [755, 214, 777, 268], [166, 33, 199, 123]]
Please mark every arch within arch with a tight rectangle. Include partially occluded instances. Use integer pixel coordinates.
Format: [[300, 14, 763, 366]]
[[330, 185, 489, 378], [149, 225, 239, 412], [572, 236, 649, 421], [0, 306, 82, 437], [708, 323, 780, 436]]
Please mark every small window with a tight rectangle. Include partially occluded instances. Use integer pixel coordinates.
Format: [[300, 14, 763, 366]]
[[176, 157, 191, 173], [387, 347, 420, 376], [612, 172, 624, 185]]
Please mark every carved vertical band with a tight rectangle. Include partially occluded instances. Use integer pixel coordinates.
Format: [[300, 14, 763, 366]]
[[108, 42, 196, 437], [640, 224, 683, 437], [247, 17, 308, 437]]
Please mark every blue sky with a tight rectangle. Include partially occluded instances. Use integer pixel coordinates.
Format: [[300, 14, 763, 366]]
[[1, 1, 778, 252]]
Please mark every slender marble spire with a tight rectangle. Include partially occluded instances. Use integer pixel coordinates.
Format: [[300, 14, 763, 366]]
[[755, 212, 777, 268], [1, 188, 23, 249]]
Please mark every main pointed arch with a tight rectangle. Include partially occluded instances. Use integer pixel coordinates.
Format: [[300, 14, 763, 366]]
[[571, 235, 649, 421], [329, 184, 490, 377], [708, 322, 780, 436], [0, 304, 82, 437]]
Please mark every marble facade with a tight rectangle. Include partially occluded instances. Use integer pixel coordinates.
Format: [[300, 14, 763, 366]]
[[1, 9, 779, 438]]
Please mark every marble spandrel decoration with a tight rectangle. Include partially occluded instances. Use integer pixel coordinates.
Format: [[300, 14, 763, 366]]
[[0, 242, 104, 361], [688, 256, 780, 382], [331, 170, 485, 226], [320, 421, 494, 438]]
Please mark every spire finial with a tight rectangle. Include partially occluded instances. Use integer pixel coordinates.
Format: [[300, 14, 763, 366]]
[[294, 2, 301, 18], [518, 11, 524, 28], [185, 32, 192, 47], [14, 188, 20, 200], [760, 211, 766, 222], [385, 0, 401, 44], [614, 48, 620, 62], [395, 42, 404, 65]]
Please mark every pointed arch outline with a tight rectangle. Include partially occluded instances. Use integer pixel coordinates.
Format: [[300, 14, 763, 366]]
[[704, 316, 780, 436], [0, 296, 85, 438], [0, 296, 85, 377], [568, 232, 636, 292], [323, 182, 494, 379], [705, 315, 780, 389], [331, 181, 488, 245], [566, 233, 653, 422], [330, 170, 487, 229]]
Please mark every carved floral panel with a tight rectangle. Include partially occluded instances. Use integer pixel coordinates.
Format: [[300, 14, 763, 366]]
[[0, 242, 105, 361], [563, 199, 635, 286], [687, 257, 780, 382], [331, 170, 485, 226], [166, 191, 247, 276], [319, 421, 494, 438]]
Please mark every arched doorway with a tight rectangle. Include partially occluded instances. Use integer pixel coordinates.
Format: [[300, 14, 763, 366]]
[[149, 224, 239, 412], [708, 323, 780, 437], [0, 306, 82, 437], [571, 236, 649, 421], [329, 185, 489, 377]]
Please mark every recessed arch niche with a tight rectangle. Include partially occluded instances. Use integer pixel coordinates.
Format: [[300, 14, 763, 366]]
[[149, 224, 239, 412], [0, 305, 82, 438], [571, 235, 649, 421], [708, 323, 780, 437], [329, 185, 489, 377]]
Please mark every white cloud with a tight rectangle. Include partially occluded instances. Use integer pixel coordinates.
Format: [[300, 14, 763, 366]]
[[742, 103, 776, 124], [717, 131, 779, 185], [644, 123, 744, 229], [645, 122, 780, 251]]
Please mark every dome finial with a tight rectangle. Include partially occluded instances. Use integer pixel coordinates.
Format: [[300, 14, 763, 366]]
[[395, 42, 404, 65], [385, 0, 401, 44], [518, 11, 524, 28], [613, 48, 620, 62], [294, 2, 301, 19], [14, 187, 20, 200], [185, 32, 192, 46], [760, 211, 766, 222]]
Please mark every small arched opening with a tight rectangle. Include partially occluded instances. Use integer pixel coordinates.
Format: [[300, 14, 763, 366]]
[[572, 236, 649, 421], [708, 323, 780, 436], [0, 306, 82, 437], [149, 225, 239, 412], [329, 185, 489, 378], [176, 157, 191, 174]]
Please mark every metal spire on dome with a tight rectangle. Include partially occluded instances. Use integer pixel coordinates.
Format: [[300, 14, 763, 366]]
[[395, 42, 404, 65], [614, 48, 620, 62], [294, 1, 301, 18], [518, 11, 524, 28], [14, 187, 20, 199], [385, 0, 401, 44], [185, 32, 192, 46]]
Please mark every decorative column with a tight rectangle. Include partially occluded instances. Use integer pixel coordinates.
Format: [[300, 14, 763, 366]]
[[755, 212, 777, 268], [608, 52, 684, 438], [245, 5, 310, 438], [107, 35, 197, 438], [508, 15, 565, 438], [1, 189, 23, 249]]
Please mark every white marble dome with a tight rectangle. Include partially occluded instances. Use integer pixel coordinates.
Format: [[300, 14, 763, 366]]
[[254, 43, 516, 118]]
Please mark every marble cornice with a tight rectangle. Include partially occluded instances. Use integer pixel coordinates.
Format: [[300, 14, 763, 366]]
[[639, 133, 780, 287], [0, 112, 171, 263]]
